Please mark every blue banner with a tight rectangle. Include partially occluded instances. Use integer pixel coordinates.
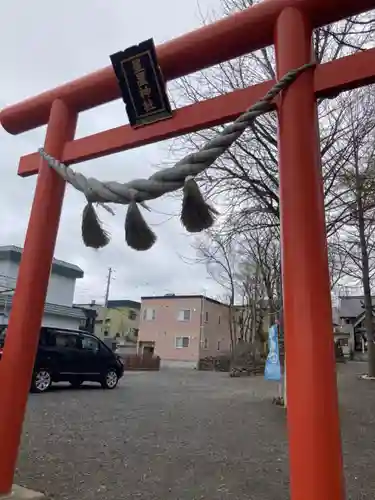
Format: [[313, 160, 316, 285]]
[[264, 324, 281, 381]]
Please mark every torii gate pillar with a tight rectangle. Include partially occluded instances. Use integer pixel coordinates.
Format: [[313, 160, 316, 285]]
[[276, 8, 344, 500], [0, 101, 77, 492]]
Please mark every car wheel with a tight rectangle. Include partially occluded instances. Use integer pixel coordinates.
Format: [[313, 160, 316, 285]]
[[69, 377, 84, 388], [101, 369, 119, 389], [31, 369, 52, 393]]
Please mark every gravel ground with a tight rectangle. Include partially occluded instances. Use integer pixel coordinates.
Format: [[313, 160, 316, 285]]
[[14, 362, 375, 500]]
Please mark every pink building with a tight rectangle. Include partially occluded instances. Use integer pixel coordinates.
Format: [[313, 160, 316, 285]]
[[138, 295, 232, 368]]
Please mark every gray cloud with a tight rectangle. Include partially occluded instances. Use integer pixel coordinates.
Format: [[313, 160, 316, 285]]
[[0, 0, 223, 304]]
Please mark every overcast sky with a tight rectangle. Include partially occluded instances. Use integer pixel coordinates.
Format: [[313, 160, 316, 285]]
[[0, 0, 227, 304]]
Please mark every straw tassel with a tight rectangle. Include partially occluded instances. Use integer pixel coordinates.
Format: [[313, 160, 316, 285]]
[[81, 202, 110, 249], [125, 201, 157, 251], [180, 177, 218, 233]]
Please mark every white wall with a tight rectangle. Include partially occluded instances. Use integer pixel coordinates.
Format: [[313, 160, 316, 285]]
[[0, 261, 10, 277], [0, 261, 76, 306], [40, 314, 82, 330], [0, 312, 82, 330], [45, 272, 76, 306]]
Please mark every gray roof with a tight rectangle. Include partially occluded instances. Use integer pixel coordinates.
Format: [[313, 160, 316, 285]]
[[0, 245, 84, 279], [0, 294, 85, 319], [339, 296, 373, 319], [107, 300, 141, 309], [141, 295, 274, 309], [74, 300, 141, 311], [141, 294, 229, 307]]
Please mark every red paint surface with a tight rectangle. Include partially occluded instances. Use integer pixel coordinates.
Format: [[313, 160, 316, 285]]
[[0, 0, 374, 135], [276, 8, 345, 500], [0, 101, 77, 494], [17, 48, 375, 177]]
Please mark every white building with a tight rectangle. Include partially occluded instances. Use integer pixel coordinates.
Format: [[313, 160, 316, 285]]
[[0, 245, 85, 330]]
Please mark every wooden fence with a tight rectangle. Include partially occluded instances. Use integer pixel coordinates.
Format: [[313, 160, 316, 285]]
[[120, 354, 160, 371]]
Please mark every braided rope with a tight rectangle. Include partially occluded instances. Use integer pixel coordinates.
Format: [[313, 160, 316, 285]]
[[38, 62, 314, 251]]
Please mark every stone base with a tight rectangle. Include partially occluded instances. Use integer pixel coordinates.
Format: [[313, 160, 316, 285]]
[[0, 485, 44, 500]]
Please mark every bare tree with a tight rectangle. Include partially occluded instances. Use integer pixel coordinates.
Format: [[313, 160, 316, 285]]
[[238, 227, 282, 318], [170, 0, 375, 371], [194, 231, 238, 350], [190, 222, 281, 350], [235, 260, 264, 344], [330, 90, 375, 375], [170, 1, 374, 241], [328, 232, 352, 293]]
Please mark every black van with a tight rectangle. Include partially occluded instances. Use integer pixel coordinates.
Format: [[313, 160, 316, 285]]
[[0, 327, 124, 393]]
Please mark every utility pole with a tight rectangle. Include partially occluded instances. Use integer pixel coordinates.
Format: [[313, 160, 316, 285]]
[[104, 267, 112, 308], [101, 267, 113, 336]]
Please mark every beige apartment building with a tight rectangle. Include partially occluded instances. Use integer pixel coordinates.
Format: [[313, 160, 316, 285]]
[[138, 295, 232, 368]]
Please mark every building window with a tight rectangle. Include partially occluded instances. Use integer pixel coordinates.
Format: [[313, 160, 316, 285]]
[[175, 336, 190, 348], [218, 316, 221, 325], [143, 308, 156, 321], [203, 338, 209, 349], [178, 309, 191, 321], [205, 311, 209, 322], [128, 309, 137, 321], [217, 340, 221, 351], [104, 330, 109, 337]]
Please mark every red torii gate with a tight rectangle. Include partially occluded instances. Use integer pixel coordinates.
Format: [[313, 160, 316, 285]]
[[0, 0, 374, 499]]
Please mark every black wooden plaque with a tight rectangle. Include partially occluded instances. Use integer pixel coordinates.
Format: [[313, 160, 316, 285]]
[[110, 38, 173, 128]]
